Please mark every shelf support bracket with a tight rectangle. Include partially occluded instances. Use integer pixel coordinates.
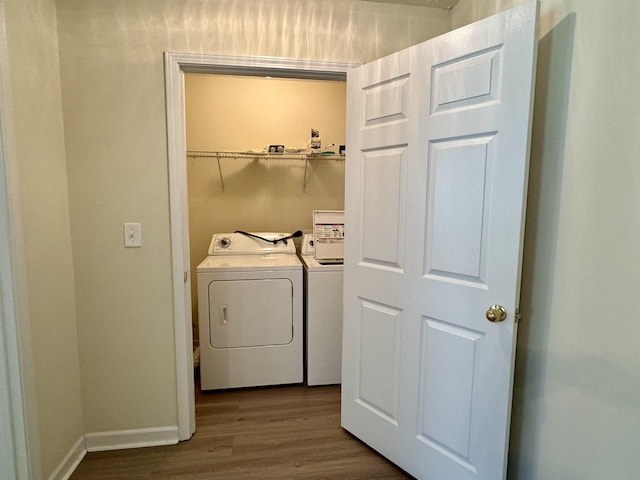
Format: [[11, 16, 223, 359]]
[[215, 154, 225, 192], [303, 158, 309, 192]]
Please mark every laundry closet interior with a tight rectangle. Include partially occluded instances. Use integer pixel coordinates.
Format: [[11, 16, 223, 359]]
[[185, 72, 347, 391]]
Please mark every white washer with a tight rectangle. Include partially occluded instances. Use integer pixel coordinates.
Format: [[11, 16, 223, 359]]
[[197, 232, 303, 390], [300, 234, 344, 386]]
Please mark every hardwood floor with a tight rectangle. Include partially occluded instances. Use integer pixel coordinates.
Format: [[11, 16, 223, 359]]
[[70, 380, 413, 479]]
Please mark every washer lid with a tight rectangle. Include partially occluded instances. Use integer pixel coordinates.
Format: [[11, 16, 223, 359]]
[[300, 254, 344, 272], [197, 254, 302, 272]]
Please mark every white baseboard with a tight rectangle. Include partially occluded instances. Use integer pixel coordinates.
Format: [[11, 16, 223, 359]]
[[85, 426, 179, 452], [47, 436, 86, 480]]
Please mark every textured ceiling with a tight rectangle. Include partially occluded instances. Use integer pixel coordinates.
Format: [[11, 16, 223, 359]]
[[363, 0, 460, 9]]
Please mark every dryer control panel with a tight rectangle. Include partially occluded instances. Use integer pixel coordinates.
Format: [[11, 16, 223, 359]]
[[208, 232, 298, 255]]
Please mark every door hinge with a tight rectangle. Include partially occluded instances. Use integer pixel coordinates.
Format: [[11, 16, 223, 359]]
[[184, 271, 188, 283]]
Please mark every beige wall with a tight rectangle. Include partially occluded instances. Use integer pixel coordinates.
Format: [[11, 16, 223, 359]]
[[55, 0, 451, 437], [4, 0, 84, 476], [454, 1, 640, 479], [12, 0, 639, 477], [186, 74, 346, 319], [186, 75, 347, 153]]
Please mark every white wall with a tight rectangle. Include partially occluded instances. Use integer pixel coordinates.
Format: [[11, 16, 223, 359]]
[[4, 0, 84, 477], [55, 0, 451, 437], [454, 1, 640, 479]]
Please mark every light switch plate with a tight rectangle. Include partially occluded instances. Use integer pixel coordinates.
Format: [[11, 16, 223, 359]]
[[123, 223, 142, 248]]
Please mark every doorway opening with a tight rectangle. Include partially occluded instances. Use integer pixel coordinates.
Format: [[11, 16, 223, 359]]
[[184, 73, 346, 358], [164, 53, 359, 440]]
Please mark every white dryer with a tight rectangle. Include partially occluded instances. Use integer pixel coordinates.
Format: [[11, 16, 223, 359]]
[[197, 232, 303, 390]]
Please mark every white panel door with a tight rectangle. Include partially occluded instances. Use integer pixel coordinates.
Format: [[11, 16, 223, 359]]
[[341, 3, 539, 480]]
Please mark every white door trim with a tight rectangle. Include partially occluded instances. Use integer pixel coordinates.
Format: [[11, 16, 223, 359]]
[[164, 52, 359, 440], [0, 2, 41, 478]]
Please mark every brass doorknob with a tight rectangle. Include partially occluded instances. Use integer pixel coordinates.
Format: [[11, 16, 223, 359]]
[[486, 304, 507, 323]]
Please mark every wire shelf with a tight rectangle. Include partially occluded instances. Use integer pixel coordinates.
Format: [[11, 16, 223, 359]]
[[186, 150, 345, 192]]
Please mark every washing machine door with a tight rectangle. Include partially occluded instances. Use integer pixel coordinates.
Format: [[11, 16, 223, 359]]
[[207, 278, 294, 348]]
